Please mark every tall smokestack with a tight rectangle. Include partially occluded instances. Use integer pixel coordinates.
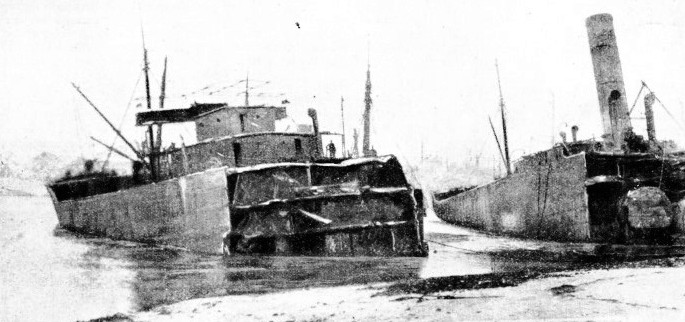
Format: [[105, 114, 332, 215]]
[[586, 13, 631, 151], [644, 92, 657, 142]]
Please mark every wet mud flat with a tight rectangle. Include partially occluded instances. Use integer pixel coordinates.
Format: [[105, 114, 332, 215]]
[[83, 220, 685, 322], [4, 195, 685, 322], [387, 220, 685, 297], [383, 253, 685, 297], [125, 255, 685, 322], [90, 217, 683, 311]]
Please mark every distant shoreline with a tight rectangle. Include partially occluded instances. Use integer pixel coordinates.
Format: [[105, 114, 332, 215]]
[[0, 189, 41, 197], [0, 178, 48, 197]]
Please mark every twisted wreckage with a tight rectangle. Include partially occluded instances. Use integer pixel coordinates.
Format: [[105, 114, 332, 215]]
[[434, 14, 685, 244], [48, 67, 427, 257]]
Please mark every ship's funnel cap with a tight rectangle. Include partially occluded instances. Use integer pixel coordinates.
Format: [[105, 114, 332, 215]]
[[586, 13, 613, 30]]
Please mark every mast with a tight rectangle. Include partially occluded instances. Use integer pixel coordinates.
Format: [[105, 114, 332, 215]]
[[362, 64, 372, 156], [495, 60, 511, 175], [340, 96, 347, 156], [143, 47, 157, 180], [144, 49, 152, 110], [155, 56, 167, 152], [159, 57, 167, 109], [488, 116, 507, 172], [244, 73, 249, 107], [352, 128, 359, 158]]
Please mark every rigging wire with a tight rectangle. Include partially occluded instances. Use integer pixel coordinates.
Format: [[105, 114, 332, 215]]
[[133, 78, 274, 102], [644, 82, 685, 133], [628, 83, 646, 115], [102, 70, 145, 169], [628, 81, 685, 134]]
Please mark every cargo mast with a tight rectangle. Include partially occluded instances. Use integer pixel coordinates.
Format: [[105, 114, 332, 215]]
[[362, 63, 372, 156], [155, 56, 167, 153], [143, 47, 157, 180], [496, 61, 511, 175]]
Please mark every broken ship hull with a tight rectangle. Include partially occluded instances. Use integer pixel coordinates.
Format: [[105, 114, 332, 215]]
[[48, 155, 428, 256], [433, 146, 685, 244]]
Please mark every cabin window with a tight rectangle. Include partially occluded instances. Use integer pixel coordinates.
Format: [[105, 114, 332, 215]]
[[294, 138, 302, 155], [239, 114, 246, 132]]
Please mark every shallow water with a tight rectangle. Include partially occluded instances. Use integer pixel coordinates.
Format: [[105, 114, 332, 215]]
[[0, 196, 582, 321]]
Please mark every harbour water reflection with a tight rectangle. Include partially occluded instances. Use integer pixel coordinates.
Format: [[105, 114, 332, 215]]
[[1, 196, 579, 321]]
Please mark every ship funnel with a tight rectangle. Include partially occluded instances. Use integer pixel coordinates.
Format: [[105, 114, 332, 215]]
[[644, 92, 656, 142], [307, 108, 322, 157], [571, 125, 579, 143], [586, 13, 632, 150]]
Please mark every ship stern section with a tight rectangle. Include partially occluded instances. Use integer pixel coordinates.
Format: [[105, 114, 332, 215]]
[[585, 153, 685, 244]]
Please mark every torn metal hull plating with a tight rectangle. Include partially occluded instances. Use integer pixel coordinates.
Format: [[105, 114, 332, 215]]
[[47, 155, 428, 256]]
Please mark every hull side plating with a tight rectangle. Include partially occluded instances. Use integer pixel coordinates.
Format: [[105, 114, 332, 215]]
[[50, 167, 230, 253], [434, 150, 591, 241]]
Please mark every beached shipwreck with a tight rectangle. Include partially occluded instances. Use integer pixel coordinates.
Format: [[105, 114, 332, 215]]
[[47, 61, 427, 256], [49, 155, 426, 256], [434, 14, 685, 244]]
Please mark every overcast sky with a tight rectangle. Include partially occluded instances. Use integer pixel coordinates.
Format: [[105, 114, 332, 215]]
[[1, 0, 684, 169]]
